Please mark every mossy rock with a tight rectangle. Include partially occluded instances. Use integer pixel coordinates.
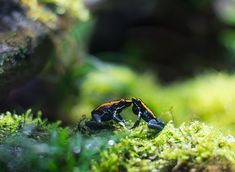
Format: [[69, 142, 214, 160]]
[[0, 0, 53, 100]]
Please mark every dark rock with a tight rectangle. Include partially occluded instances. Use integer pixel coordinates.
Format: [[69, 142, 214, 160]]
[[0, 0, 52, 100]]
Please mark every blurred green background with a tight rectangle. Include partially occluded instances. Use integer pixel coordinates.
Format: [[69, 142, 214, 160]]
[[3, 0, 235, 135]]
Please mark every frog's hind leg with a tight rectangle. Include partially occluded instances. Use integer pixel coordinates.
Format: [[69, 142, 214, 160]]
[[113, 112, 125, 123], [147, 119, 164, 132], [92, 113, 102, 124], [85, 120, 104, 130], [85, 113, 103, 130]]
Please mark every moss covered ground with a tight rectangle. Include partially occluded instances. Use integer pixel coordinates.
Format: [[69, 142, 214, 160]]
[[0, 110, 235, 172]]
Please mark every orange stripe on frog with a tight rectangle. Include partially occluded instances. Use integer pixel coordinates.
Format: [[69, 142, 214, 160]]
[[95, 99, 132, 110]]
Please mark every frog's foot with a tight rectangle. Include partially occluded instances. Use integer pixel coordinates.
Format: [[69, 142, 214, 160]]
[[147, 119, 164, 132], [118, 121, 127, 129]]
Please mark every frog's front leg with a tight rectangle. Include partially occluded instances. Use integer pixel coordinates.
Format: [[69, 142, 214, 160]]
[[112, 111, 124, 123], [131, 111, 142, 129], [111, 111, 126, 128], [147, 119, 164, 131]]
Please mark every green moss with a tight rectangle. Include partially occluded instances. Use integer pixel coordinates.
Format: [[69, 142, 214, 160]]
[[1, 110, 235, 171], [0, 110, 122, 172], [20, 0, 57, 28], [20, 0, 89, 29], [92, 121, 235, 172], [0, 110, 43, 142], [40, 0, 89, 21]]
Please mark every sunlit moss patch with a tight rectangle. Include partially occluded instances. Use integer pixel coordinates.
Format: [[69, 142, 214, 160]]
[[93, 121, 235, 172], [20, 0, 89, 29]]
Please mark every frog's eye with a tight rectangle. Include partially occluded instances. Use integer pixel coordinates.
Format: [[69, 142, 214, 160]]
[[132, 97, 136, 101], [132, 97, 138, 102], [120, 99, 125, 102]]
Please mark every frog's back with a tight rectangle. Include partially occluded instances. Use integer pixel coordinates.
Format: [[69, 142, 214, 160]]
[[94, 100, 120, 111]]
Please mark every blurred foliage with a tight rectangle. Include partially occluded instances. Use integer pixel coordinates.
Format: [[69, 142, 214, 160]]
[[1, 111, 235, 172], [155, 73, 235, 132], [20, 0, 89, 28], [40, 0, 89, 20], [215, 0, 235, 25], [69, 61, 235, 135], [220, 29, 235, 60], [37, 21, 94, 122]]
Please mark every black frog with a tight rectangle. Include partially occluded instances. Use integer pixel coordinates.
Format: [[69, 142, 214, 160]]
[[85, 98, 132, 129], [131, 97, 164, 131]]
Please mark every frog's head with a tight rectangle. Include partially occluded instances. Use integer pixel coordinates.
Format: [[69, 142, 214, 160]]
[[119, 98, 132, 108], [132, 97, 154, 115]]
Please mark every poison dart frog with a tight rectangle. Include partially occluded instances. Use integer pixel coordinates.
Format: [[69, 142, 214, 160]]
[[85, 98, 132, 129], [131, 97, 164, 131]]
